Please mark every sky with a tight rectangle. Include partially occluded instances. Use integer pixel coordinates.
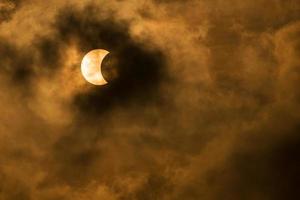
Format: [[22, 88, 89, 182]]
[[0, 0, 300, 199]]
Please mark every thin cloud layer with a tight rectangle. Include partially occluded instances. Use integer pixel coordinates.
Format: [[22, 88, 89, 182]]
[[0, 0, 300, 199]]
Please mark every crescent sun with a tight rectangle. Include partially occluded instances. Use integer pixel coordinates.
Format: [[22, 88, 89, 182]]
[[81, 49, 109, 86]]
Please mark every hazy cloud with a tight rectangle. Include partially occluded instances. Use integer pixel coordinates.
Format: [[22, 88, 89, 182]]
[[1, 0, 300, 199]]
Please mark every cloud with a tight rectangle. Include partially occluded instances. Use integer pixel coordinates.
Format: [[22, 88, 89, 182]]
[[0, 0, 21, 22], [53, 5, 167, 116], [1, 0, 300, 199]]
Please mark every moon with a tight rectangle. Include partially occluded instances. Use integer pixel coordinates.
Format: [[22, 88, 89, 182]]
[[81, 49, 109, 86]]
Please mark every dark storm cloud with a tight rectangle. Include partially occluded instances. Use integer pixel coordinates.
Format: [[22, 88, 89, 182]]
[[52, 5, 167, 116]]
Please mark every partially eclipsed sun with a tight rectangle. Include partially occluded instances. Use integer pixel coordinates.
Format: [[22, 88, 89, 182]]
[[81, 49, 109, 86]]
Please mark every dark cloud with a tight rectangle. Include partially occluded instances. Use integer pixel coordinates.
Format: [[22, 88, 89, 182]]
[[0, 0, 22, 22], [35, 5, 167, 117], [0, 39, 34, 85], [204, 125, 300, 200]]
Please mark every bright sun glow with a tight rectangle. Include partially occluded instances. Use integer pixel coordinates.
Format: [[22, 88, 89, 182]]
[[81, 49, 109, 86]]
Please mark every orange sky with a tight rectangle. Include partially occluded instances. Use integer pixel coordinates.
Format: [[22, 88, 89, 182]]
[[0, 0, 300, 199]]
